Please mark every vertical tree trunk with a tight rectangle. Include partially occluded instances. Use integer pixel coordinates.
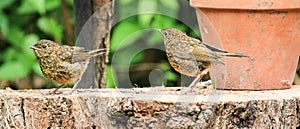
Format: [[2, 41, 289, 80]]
[[61, 0, 74, 45], [74, 0, 113, 89], [91, 0, 113, 88]]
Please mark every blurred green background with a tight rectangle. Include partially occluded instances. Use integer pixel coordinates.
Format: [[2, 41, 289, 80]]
[[0, 0, 201, 89]]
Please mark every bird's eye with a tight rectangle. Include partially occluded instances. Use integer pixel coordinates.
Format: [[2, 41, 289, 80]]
[[42, 45, 47, 48], [164, 32, 168, 36]]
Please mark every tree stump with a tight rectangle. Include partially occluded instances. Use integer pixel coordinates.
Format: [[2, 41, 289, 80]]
[[1, 86, 300, 128]]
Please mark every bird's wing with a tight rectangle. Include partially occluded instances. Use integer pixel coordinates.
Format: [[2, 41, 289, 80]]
[[59, 45, 90, 63], [192, 44, 224, 65], [169, 51, 200, 77], [203, 43, 250, 58], [203, 43, 228, 53], [56, 46, 73, 63], [172, 51, 194, 60], [71, 46, 86, 52]]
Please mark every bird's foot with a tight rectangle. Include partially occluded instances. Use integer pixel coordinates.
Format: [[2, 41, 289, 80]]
[[68, 80, 80, 94], [180, 80, 212, 95], [48, 90, 63, 95], [41, 89, 63, 95], [180, 87, 195, 94], [42, 84, 65, 95], [68, 88, 77, 95]]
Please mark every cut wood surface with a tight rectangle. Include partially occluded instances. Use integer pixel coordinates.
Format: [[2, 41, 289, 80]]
[[1, 86, 300, 128]]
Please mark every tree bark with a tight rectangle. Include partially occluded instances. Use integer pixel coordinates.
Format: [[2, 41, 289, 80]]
[[1, 86, 300, 128], [74, 0, 112, 89], [91, 0, 113, 88], [61, 0, 74, 45]]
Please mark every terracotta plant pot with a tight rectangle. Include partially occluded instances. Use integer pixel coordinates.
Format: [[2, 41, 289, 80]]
[[190, 0, 300, 90]]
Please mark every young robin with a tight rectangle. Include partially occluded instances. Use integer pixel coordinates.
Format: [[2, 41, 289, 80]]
[[30, 39, 106, 94], [158, 28, 250, 92]]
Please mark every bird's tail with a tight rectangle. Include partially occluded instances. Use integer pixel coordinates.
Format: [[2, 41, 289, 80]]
[[87, 48, 106, 57], [218, 52, 250, 58]]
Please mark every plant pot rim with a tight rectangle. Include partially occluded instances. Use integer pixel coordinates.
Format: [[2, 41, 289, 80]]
[[190, 0, 300, 10]]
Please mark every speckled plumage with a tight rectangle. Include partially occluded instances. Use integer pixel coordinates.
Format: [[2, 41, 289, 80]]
[[30, 39, 105, 93], [158, 28, 249, 88]]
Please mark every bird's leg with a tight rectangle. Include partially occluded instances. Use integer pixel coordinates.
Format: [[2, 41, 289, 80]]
[[189, 68, 210, 88], [180, 74, 204, 94], [49, 84, 65, 94], [69, 79, 81, 94], [188, 74, 204, 88], [181, 68, 210, 94]]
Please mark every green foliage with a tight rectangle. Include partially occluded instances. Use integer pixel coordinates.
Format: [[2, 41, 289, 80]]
[[106, 65, 115, 88], [107, 0, 199, 88], [0, 0, 199, 89], [18, 0, 45, 14], [137, 0, 157, 27], [37, 17, 63, 41], [110, 21, 143, 52], [0, 0, 73, 87]]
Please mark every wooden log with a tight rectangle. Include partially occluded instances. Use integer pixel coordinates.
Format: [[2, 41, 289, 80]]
[[1, 86, 300, 128]]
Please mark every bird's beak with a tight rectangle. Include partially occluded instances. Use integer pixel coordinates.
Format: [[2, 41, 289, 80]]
[[157, 29, 162, 33], [29, 46, 38, 50], [29, 46, 35, 49]]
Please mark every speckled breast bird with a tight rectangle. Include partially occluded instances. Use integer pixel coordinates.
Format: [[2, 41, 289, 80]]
[[158, 28, 250, 89], [30, 39, 106, 94]]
